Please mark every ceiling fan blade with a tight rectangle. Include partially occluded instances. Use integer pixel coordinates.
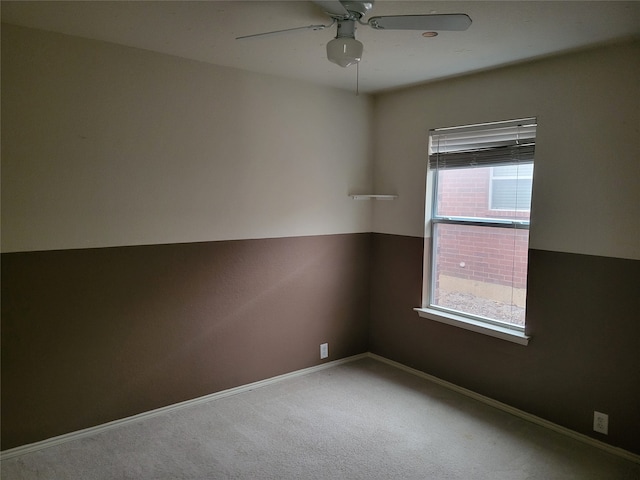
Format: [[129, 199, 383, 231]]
[[312, 0, 349, 17], [368, 14, 472, 31], [236, 24, 331, 40]]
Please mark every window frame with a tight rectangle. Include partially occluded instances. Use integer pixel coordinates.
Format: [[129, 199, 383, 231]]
[[416, 118, 536, 346]]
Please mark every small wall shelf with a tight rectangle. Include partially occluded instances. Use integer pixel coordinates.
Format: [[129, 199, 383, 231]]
[[349, 194, 398, 200]]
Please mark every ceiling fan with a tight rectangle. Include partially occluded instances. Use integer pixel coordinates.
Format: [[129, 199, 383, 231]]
[[236, 1, 472, 67]]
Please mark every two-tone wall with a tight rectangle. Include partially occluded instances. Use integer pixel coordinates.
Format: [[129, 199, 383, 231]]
[[1, 25, 373, 449], [370, 40, 640, 454], [3, 22, 639, 456]]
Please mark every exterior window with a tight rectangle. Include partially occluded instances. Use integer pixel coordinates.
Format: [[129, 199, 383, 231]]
[[490, 164, 533, 211], [427, 119, 536, 330]]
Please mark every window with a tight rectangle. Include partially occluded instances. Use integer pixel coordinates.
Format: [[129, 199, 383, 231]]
[[490, 164, 533, 211], [418, 118, 536, 344]]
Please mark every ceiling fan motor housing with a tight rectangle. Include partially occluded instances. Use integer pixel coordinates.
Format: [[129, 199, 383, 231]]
[[340, 1, 373, 19]]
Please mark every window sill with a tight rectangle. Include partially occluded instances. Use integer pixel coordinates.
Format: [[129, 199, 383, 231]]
[[414, 307, 530, 346]]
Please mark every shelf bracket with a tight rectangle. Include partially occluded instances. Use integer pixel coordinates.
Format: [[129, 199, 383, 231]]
[[349, 194, 398, 200]]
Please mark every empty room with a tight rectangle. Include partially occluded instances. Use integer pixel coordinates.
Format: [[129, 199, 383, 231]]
[[1, 1, 639, 478]]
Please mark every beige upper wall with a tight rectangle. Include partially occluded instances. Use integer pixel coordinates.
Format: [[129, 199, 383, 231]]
[[3, 25, 639, 259], [372, 40, 640, 260], [1, 24, 373, 253]]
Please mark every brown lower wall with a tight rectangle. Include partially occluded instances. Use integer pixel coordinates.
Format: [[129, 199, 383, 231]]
[[4, 232, 639, 455], [1, 233, 371, 450], [369, 233, 640, 455]]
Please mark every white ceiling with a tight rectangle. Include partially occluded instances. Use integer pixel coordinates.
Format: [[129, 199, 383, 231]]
[[2, 1, 639, 93]]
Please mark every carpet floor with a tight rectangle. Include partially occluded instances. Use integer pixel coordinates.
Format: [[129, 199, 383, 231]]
[[2, 357, 639, 479]]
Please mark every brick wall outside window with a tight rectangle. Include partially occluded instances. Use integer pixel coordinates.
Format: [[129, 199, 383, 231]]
[[435, 167, 530, 289]]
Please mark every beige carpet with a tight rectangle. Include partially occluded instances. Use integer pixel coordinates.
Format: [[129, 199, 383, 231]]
[[2, 358, 639, 479]]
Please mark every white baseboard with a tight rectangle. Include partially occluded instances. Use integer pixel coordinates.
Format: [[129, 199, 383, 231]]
[[0, 353, 367, 461], [2, 351, 638, 465], [367, 352, 640, 465]]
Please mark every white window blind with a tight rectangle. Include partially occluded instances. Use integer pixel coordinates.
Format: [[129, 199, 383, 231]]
[[429, 118, 537, 170]]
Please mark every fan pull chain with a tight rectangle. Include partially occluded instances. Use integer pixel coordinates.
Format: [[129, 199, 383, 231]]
[[356, 62, 359, 96]]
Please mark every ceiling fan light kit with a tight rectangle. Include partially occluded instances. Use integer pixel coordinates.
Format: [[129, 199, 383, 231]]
[[327, 37, 363, 67], [237, 0, 471, 68], [327, 18, 363, 67]]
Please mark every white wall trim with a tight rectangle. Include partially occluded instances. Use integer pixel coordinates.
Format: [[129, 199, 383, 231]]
[[0, 354, 368, 461], [2, 352, 638, 465], [367, 353, 640, 465]]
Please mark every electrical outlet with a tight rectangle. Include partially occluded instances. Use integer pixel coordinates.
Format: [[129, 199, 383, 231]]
[[593, 411, 608, 435], [320, 343, 328, 359]]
